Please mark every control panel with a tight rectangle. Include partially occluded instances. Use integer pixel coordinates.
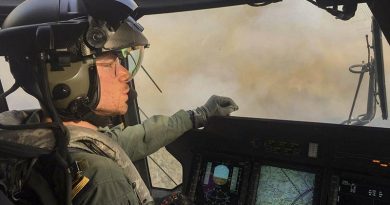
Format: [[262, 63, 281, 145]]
[[165, 116, 390, 205]]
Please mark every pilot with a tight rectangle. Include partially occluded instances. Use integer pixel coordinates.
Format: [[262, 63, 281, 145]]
[[0, 0, 238, 204]]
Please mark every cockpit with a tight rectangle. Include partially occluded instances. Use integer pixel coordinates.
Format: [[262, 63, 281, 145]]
[[1, 0, 390, 205]]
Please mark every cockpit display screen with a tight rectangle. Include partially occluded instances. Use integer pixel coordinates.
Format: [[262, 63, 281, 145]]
[[255, 165, 316, 205], [337, 178, 390, 205], [196, 161, 243, 205]]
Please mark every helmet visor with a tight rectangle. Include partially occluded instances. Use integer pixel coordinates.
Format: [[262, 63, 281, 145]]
[[117, 46, 144, 77]]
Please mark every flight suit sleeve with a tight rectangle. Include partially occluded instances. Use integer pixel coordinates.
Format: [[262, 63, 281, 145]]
[[99, 110, 193, 161]]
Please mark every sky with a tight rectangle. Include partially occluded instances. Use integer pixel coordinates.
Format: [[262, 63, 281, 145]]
[[0, 0, 389, 127]]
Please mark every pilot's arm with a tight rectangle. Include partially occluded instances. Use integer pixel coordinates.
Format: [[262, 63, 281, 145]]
[[100, 95, 239, 161]]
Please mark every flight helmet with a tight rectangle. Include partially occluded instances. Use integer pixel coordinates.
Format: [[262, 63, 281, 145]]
[[0, 0, 149, 120]]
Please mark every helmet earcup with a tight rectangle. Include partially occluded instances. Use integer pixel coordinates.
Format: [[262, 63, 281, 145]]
[[52, 83, 71, 100], [65, 65, 99, 119], [47, 58, 99, 120]]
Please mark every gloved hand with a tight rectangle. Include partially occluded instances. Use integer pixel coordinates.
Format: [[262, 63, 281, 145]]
[[188, 95, 239, 128]]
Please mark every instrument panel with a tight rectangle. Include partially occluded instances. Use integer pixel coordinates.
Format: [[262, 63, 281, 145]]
[[165, 116, 390, 205], [188, 155, 320, 205]]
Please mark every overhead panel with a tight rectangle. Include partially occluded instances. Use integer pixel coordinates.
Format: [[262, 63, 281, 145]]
[[133, 0, 267, 18], [0, 0, 25, 25], [0, 0, 389, 45]]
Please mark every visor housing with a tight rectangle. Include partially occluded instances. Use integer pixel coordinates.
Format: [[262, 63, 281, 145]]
[[82, 17, 148, 57]]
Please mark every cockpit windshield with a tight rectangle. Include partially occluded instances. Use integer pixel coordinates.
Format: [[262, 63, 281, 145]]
[[134, 1, 389, 128]]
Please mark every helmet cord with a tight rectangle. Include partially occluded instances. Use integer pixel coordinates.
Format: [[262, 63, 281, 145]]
[[0, 82, 20, 98], [38, 53, 73, 205]]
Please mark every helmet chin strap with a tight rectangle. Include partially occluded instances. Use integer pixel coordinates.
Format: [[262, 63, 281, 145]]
[[66, 96, 95, 119]]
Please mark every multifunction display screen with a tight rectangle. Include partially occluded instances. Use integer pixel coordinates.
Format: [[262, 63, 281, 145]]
[[196, 161, 243, 205], [255, 165, 316, 205], [337, 178, 390, 205]]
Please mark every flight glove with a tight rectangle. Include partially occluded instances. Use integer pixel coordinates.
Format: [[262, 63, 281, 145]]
[[189, 95, 239, 128]]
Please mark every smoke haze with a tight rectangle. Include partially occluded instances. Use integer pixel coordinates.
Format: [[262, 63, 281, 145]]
[[0, 0, 389, 127], [135, 1, 390, 126]]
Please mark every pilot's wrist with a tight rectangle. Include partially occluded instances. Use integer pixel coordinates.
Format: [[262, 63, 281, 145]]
[[187, 110, 195, 129], [187, 109, 207, 128]]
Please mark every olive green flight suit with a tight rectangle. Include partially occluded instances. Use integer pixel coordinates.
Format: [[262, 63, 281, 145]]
[[70, 110, 193, 205]]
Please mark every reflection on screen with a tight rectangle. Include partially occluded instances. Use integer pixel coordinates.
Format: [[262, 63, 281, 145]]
[[200, 162, 242, 205], [256, 165, 315, 205]]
